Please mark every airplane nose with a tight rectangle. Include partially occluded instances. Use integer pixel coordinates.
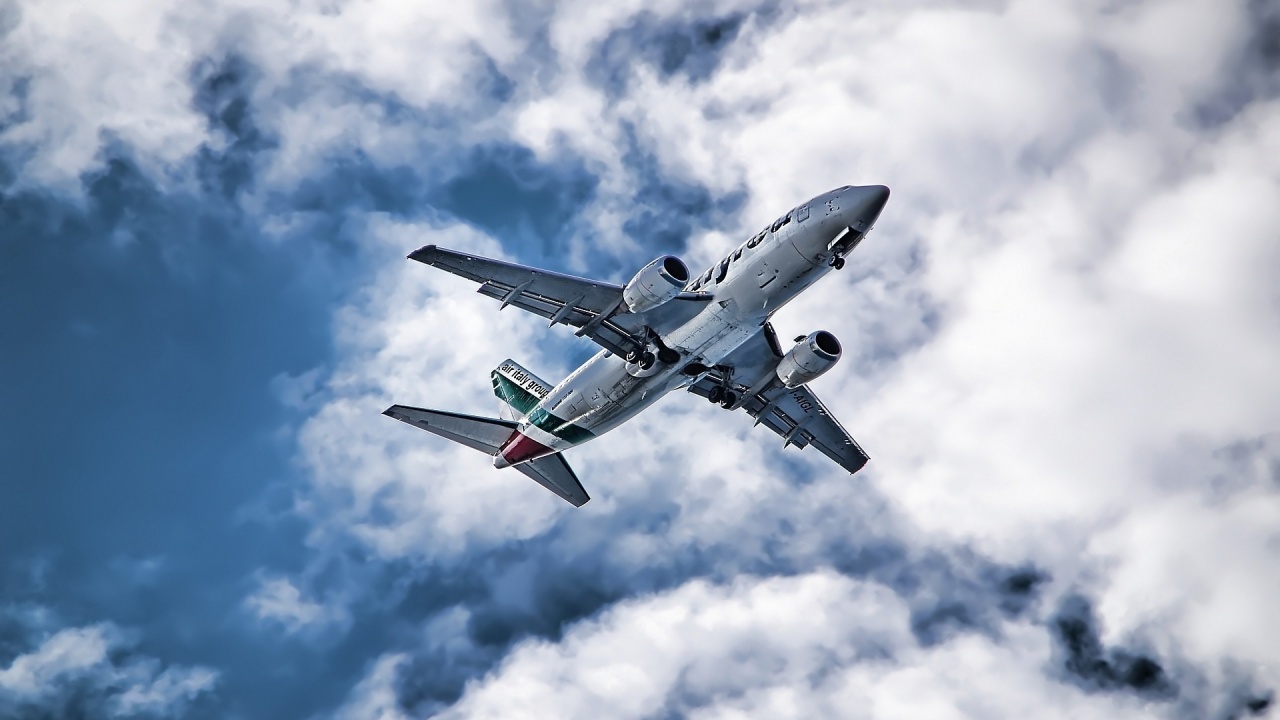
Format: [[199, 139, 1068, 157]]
[[843, 184, 890, 226]]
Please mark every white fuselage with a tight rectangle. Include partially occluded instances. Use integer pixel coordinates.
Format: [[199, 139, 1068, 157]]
[[500, 185, 887, 465]]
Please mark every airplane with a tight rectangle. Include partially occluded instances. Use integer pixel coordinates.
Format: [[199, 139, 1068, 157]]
[[384, 184, 891, 506]]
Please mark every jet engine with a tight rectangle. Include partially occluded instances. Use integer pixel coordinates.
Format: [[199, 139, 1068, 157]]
[[623, 256, 689, 313], [775, 331, 841, 388]]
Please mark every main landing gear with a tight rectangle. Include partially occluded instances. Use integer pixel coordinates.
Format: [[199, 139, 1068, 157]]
[[627, 329, 681, 370], [627, 349, 657, 370], [626, 347, 679, 370], [707, 384, 739, 409]]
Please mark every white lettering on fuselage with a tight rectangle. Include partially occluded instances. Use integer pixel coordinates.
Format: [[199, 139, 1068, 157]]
[[499, 362, 550, 398]]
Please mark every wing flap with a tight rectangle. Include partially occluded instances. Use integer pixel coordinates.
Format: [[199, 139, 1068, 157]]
[[516, 453, 591, 507], [686, 325, 869, 475]]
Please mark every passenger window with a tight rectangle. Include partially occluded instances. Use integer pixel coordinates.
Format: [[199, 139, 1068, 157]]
[[714, 259, 729, 283]]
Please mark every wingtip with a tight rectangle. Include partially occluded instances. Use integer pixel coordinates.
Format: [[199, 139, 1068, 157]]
[[407, 244, 437, 261]]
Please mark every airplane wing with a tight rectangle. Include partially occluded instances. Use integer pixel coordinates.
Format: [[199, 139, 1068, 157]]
[[408, 245, 710, 357], [687, 324, 870, 474]]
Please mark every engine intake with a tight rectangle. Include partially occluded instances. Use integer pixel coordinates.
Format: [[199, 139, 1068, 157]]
[[623, 256, 689, 313], [776, 331, 841, 388]]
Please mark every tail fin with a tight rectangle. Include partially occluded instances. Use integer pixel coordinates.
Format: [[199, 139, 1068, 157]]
[[383, 405, 517, 454], [491, 359, 553, 417], [383, 404, 591, 507]]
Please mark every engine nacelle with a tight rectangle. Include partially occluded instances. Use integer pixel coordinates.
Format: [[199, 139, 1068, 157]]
[[623, 256, 689, 313], [776, 331, 841, 388]]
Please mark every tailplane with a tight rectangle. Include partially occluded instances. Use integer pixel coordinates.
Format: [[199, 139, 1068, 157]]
[[383, 404, 591, 507], [515, 454, 590, 507], [384, 405, 517, 454]]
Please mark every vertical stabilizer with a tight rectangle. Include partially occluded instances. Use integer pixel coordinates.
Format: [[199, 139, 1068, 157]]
[[491, 359, 553, 418]]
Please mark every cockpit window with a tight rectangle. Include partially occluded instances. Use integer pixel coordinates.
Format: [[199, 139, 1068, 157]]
[[731, 248, 743, 262], [747, 231, 765, 248]]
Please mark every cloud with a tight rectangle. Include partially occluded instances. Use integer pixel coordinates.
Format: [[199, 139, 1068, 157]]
[[3, 0, 1278, 717], [0, 617, 217, 719], [286, 0, 1280, 715], [434, 573, 1170, 720], [246, 576, 350, 636]]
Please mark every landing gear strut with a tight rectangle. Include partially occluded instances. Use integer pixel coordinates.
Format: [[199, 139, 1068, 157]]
[[706, 372, 739, 409], [629, 328, 681, 367], [627, 348, 657, 369]]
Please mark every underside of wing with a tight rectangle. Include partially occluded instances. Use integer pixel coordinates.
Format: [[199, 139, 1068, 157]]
[[687, 325, 869, 474], [383, 405, 518, 454], [409, 245, 708, 356]]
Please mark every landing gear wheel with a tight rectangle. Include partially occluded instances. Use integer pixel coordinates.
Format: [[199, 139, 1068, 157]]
[[638, 351, 656, 370], [626, 349, 641, 364], [708, 386, 725, 404], [830, 256, 846, 270], [719, 391, 739, 409], [657, 347, 680, 364]]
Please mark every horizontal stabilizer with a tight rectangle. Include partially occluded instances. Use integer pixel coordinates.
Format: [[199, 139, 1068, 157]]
[[516, 453, 590, 507], [383, 405, 517, 454]]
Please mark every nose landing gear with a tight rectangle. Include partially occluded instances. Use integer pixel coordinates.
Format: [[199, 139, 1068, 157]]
[[829, 256, 846, 270]]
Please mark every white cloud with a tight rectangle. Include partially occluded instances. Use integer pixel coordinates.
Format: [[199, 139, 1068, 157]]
[[290, 0, 1280, 714], [436, 573, 1163, 720], [246, 575, 350, 635], [7, 0, 1274, 714], [0, 0, 212, 192], [330, 653, 413, 720], [0, 619, 217, 718]]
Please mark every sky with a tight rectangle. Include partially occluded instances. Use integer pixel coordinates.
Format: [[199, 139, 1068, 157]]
[[1, 0, 1279, 718]]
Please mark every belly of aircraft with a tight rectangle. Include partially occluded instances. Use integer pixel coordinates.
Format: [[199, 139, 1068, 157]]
[[521, 301, 768, 452]]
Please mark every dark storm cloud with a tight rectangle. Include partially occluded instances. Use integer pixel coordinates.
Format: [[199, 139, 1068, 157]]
[[832, 544, 1049, 646], [1193, 0, 1280, 126], [1050, 594, 1178, 699], [588, 11, 750, 94], [1049, 594, 1277, 718]]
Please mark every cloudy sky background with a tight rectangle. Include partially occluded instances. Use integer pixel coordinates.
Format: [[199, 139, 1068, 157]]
[[2, 0, 1279, 717]]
